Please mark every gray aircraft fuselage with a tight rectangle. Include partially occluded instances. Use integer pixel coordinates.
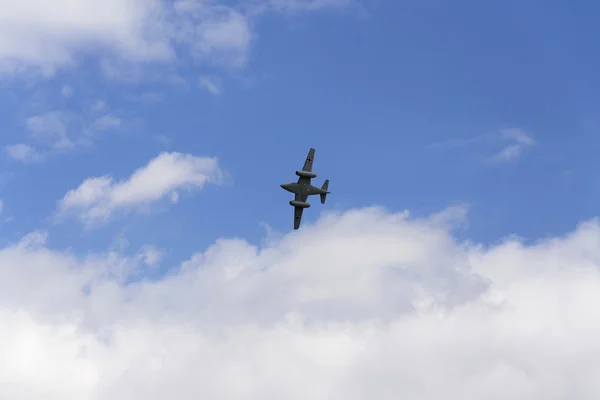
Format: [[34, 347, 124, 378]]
[[280, 182, 328, 196], [282, 147, 330, 229]]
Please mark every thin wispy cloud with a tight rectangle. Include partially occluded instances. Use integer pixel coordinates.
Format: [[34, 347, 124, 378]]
[[26, 111, 74, 150], [253, 0, 355, 13], [88, 115, 122, 132], [4, 144, 45, 163], [4, 98, 125, 163], [430, 128, 536, 164], [60, 85, 74, 97], [92, 100, 107, 112], [198, 75, 221, 95], [153, 135, 172, 148], [489, 128, 536, 163]]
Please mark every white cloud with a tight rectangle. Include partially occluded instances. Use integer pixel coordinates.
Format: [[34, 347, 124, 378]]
[[266, 0, 354, 12], [0, 0, 253, 77], [3, 207, 600, 398], [6, 107, 125, 163], [137, 245, 164, 266], [198, 75, 221, 95], [430, 128, 536, 164], [153, 134, 171, 148], [0, 0, 355, 78], [124, 91, 164, 103], [172, 2, 253, 69], [89, 115, 122, 132], [58, 152, 223, 224], [4, 143, 45, 163], [26, 111, 74, 149], [92, 100, 107, 112], [61, 85, 74, 97], [489, 128, 536, 163], [0, 0, 169, 74]]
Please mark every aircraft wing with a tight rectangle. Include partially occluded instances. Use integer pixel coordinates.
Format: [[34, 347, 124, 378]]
[[294, 206, 304, 230], [297, 148, 315, 185], [293, 192, 308, 229], [302, 148, 315, 172]]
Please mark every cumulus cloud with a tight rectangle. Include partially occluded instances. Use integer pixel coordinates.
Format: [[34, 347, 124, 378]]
[[0, 0, 355, 78], [137, 245, 164, 266], [58, 152, 223, 224], [2, 206, 600, 398], [0, 0, 170, 76], [0, 0, 253, 77]]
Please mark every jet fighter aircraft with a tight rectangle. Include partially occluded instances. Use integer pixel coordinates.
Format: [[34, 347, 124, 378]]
[[280, 148, 330, 229]]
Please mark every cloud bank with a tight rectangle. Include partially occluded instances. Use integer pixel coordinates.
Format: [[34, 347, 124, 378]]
[[2, 206, 600, 398]]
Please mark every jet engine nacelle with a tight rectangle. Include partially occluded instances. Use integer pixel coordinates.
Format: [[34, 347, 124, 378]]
[[290, 200, 311, 208], [296, 170, 317, 178]]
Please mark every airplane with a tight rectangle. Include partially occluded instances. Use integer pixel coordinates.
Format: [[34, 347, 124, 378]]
[[280, 147, 330, 230]]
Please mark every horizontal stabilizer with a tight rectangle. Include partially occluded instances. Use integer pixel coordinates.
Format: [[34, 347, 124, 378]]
[[320, 179, 329, 204]]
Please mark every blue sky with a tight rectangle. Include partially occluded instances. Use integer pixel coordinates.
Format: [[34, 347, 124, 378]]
[[5, 1, 600, 397], [1, 0, 598, 258]]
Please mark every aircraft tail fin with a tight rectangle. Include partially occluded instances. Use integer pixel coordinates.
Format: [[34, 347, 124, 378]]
[[320, 179, 330, 204]]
